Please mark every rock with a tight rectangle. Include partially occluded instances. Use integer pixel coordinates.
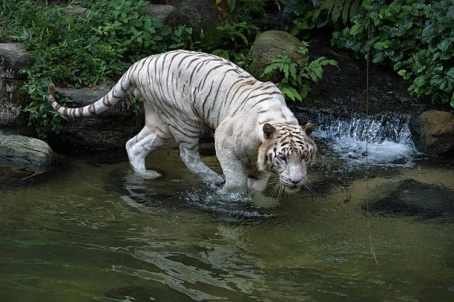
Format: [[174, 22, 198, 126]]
[[164, 0, 222, 33], [410, 110, 454, 155], [365, 179, 454, 220], [51, 85, 144, 149], [62, 5, 89, 16], [0, 43, 34, 127], [0, 43, 34, 79], [144, 4, 175, 22], [0, 133, 54, 166], [250, 30, 305, 82]]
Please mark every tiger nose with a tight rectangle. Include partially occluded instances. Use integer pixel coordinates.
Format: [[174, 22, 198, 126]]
[[290, 179, 301, 184]]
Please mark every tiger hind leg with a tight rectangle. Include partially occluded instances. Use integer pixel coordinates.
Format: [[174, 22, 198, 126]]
[[126, 124, 170, 179]]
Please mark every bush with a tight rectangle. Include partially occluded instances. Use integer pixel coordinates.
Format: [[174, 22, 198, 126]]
[[262, 42, 338, 102], [0, 0, 193, 138], [332, 0, 454, 108], [208, 21, 260, 69]]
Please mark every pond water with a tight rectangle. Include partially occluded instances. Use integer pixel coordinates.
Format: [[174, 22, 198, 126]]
[[1, 136, 454, 301]]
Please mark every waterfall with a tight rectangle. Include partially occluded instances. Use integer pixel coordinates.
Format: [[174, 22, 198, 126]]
[[314, 112, 413, 144], [308, 112, 418, 166]]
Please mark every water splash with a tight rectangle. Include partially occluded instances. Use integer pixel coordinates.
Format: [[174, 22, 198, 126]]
[[313, 112, 418, 166], [121, 174, 273, 219]]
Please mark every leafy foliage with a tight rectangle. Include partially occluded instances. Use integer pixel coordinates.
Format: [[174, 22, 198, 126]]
[[208, 21, 260, 69], [228, 0, 267, 22], [313, 0, 361, 27], [0, 0, 194, 138], [277, 0, 316, 38], [21, 72, 68, 140], [332, 0, 454, 107], [262, 43, 338, 101]]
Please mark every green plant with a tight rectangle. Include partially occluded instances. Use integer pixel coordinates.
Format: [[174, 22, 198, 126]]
[[313, 0, 361, 27], [277, 0, 315, 37], [0, 0, 196, 139], [21, 72, 68, 139], [332, 0, 454, 107], [219, 0, 271, 25], [262, 43, 338, 101], [208, 21, 260, 69]]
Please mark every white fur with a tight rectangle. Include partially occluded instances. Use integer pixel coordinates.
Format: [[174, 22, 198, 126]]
[[49, 50, 317, 194]]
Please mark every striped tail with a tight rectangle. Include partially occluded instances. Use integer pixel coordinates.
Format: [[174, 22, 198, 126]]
[[48, 74, 132, 117]]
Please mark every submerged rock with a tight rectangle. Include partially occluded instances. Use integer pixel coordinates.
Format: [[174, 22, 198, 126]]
[[410, 110, 454, 155], [365, 179, 454, 220]]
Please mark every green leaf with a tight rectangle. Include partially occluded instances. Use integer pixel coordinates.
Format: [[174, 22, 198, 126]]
[[350, 24, 363, 35], [372, 51, 386, 63], [374, 41, 388, 51], [414, 75, 427, 87], [439, 40, 451, 52], [447, 68, 454, 79], [278, 85, 303, 102], [397, 69, 406, 76]]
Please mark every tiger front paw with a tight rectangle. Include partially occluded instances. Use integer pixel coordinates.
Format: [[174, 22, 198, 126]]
[[217, 184, 247, 195], [137, 170, 162, 180], [200, 173, 224, 185]]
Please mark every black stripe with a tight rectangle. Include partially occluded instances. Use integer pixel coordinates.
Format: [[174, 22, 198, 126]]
[[197, 64, 224, 92]]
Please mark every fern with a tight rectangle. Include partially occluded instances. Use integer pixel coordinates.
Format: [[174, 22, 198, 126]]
[[303, 57, 338, 82], [276, 84, 306, 102], [263, 55, 298, 84], [313, 0, 361, 26], [262, 45, 338, 102]]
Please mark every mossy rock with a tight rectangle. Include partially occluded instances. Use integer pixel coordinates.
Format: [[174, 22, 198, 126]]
[[0, 133, 54, 166], [410, 110, 454, 155], [250, 30, 305, 82]]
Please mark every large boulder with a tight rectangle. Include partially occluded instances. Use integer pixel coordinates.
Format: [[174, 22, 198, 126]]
[[0, 43, 34, 128], [250, 30, 305, 82], [164, 0, 223, 33], [52, 86, 144, 149], [410, 110, 454, 155], [143, 4, 175, 22], [0, 132, 54, 166]]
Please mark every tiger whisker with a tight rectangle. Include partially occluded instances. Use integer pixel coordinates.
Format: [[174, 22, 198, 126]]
[[268, 175, 283, 198], [302, 182, 318, 196]]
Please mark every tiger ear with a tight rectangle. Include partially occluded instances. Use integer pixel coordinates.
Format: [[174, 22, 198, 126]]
[[263, 123, 276, 140], [302, 123, 315, 137]]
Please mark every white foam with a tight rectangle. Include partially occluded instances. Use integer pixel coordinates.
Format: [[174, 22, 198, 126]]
[[312, 113, 419, 167], [327, 136, 417, 167]]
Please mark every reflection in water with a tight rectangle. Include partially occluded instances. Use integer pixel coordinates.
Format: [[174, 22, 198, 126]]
[[0, 144, 453, 301]]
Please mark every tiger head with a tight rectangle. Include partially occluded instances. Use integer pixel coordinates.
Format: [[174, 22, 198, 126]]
[[258, 122, 317, 193]]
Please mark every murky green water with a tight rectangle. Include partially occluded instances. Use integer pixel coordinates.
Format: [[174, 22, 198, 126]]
[[1, 142, 454, 301]]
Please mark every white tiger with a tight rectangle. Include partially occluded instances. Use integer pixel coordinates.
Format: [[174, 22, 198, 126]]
[[48, 50, 317, 194]]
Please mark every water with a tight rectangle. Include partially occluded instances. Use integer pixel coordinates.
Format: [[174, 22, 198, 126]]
[[1, 137, 453, 301], [313, 112, 418, 166]]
